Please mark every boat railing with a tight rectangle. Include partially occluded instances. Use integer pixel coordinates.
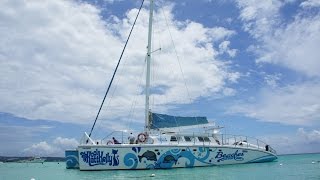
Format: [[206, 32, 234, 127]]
[[154, 132, 276, 154], [80, 131, 276, 154], [80, 131, 130, 145], [217, 134, 277, 154], [101, 131, 130, 145]]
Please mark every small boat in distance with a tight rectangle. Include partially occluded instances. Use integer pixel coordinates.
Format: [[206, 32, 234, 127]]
[[65, 0, 277, 170], [19, 157, 46, 163]]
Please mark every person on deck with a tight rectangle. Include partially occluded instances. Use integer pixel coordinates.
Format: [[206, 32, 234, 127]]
[[128, 133, 135, 144], [112, 137, 120, 144]]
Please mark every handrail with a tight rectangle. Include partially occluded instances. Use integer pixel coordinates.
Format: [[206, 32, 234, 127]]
[[218, 134, 277, 154], [156, 132, 277, 154], [101, 131, 130, 144], [81, 131, 277, 154]]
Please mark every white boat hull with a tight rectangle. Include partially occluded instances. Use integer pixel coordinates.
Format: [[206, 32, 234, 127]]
[[67, 144, 277, 170]]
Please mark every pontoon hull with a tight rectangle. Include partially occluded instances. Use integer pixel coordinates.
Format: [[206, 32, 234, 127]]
[[66, 145, 277, 170]]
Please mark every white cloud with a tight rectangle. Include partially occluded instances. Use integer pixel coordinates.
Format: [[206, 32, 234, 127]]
[[0, 0, 120, 123], [53, 137, 79, 149], [297, 128, 320, 143], [0, 0, 238, 124], [233, 0, 320, 126], [256, 15, 320, 77], [23, 137, 78, 156], [219, 41, 238, 58], [264, 73, 281, 88], [300, 0, 320, 8], [237, 0, 320, 77], [103, 0, 124, 4], [230, 82, 320, 125], [261, 128, 320, 154], [222, 87, 237, 96], [23, 141, 59, 156], [237, 0, 283, 37]]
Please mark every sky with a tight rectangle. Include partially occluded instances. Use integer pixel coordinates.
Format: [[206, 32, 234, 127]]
[[0, 0, 319, 156]]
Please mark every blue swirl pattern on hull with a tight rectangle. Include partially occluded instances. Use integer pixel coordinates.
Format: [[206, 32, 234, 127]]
[[65, 150, 79, 169], [125, 147, 218, 169]]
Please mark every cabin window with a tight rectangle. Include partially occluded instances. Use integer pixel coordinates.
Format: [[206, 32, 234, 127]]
[[198, 137, 204, 142], [170, 136, 177, 142], [204, 137, 211, 142], [184, 136, 192, 142]]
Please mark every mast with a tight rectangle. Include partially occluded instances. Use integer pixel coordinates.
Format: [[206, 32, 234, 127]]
[[145, 0, 154, 132]]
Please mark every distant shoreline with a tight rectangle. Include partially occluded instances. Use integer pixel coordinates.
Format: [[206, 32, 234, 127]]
[[0, 156, 65, 163]]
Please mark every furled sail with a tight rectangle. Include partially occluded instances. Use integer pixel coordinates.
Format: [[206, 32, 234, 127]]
[[150, 112, 208, 129]]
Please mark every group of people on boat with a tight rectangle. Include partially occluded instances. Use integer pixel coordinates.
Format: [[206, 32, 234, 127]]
[[112, 133, 136, 144], [108, 132, 148, 145]]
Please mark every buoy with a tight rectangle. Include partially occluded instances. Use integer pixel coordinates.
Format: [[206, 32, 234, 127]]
[[150, 174, 155, 177], [279, 163, 282, 166], [312, 161, 315, 164]]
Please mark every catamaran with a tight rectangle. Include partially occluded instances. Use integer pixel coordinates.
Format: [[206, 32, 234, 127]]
[[65, 0, 277, 170]]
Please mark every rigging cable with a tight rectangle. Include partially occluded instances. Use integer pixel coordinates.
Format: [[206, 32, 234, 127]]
[[160, 6, 201, 131], [89, 0, 145, 137], [126, 55, 147, 131], [160, 7, 192, 104]]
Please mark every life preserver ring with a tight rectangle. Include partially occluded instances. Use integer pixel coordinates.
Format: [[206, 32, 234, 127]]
[[107, 140, 114, 145], [137, 133, 147, 143]]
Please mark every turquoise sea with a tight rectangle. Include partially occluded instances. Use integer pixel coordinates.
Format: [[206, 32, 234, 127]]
[[0, 153, 319, 180]]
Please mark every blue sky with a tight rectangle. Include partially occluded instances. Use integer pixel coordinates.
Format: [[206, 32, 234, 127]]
[[0, 0, 319, 156]]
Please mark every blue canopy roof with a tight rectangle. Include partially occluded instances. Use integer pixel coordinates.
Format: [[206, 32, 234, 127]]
[[150, 112, 208, 129]]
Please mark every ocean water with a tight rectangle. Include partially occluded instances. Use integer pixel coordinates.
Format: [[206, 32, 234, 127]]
[[0, 153, 319, 180]]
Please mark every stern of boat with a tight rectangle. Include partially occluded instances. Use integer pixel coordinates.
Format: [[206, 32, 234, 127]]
[[65, 149, 79, 169]]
